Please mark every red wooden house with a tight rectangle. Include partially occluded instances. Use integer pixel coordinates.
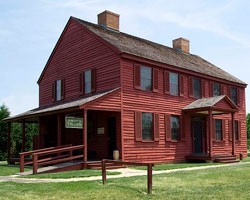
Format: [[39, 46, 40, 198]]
[[5, 10, 247, 166]]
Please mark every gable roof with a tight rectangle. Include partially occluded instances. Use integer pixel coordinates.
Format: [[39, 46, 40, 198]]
[[73, 17, 246, 85], [183, 95, 238, 111]]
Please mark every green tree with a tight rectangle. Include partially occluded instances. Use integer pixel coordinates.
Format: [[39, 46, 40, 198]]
[[0, 104, 10, 160], [247, 113, 250, 149], [0, 104, 38, 160]]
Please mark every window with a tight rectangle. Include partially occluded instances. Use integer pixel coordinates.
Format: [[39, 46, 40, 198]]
[[171, 116, 180, 140], [142, 112, 153, 141], [134, 64, 158, 92], [140, 66, 152, 91], [213, 83, 221, 96], [135, 112, 159, 142], [85, 70, 91, 94], [80, 68, 96, 95], [193, 78, 201, 99], [231, 87, 237, 105], [56, 80, 62, 101], [52, 79, 64, 101], [215, 119, 222, 141], [170, 73, 179, 96], [235, 120, 239, 141]]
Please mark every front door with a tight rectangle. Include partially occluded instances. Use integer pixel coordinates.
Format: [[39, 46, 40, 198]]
[[192, 117, 203, 153], [108, 117, 117, 158]]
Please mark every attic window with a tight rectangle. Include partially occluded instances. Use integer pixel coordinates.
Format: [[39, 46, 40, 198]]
[[79, 68, 96, 95], [52, 79, 65, 102]]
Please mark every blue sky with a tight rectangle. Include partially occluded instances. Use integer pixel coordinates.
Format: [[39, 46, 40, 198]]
[[1, 0, 250, 115]]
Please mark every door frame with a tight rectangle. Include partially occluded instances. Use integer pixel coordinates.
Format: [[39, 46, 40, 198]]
[[191, 116, 207, 154]]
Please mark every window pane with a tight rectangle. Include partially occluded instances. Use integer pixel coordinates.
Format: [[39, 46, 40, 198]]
[[85, 70, 91, 94], [142, 112, 153, 141], [171, 116, 180, 140], [215, 119, 222, 140], [140, 66, 152, 91], [170, 73, 179, 96], [231, 87, 237, 104], [56, 80, 61, 101], [193, 78, 201, 99], [213, 83, 220, 96]]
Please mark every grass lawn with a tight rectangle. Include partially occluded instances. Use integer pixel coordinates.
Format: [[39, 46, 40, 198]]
[[1, 163, 250, 199], [132, 162, 221, 171], [0, 161, 31, 176]]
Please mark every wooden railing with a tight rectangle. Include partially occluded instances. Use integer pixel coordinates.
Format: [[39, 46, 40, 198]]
[[101, 159, 154, 194], [20, 144, 84, 174]]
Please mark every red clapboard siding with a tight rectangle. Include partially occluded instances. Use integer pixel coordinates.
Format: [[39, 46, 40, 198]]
[[39, 19, 120, 107], [120, 58, 247, 162]]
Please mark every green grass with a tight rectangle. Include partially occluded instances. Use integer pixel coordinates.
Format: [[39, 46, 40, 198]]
[[242, 156, 250, 162], [131, 162, 221, 171], [0, 161, 30, 176], [0, 163, 250, 199], [21, 169, 120, 179]]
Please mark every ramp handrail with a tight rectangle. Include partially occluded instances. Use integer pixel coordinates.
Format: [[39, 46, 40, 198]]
[[32, 144, 84, 174], [20, 144, 72, 172]]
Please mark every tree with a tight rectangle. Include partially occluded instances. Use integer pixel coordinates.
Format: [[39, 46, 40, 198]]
[[0, 104, 10, 160], [0, 104, 38, 161], [247, 113, 250, 149]]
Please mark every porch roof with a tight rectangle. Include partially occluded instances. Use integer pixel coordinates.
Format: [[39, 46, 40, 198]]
[[4, 88, 120, 122], [183, 95, 239, 114]]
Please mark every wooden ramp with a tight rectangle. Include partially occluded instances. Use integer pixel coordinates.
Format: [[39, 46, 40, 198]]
[[18, 160, 84, 175]]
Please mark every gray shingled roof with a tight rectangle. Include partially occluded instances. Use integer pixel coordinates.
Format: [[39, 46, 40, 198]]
[[74, 17, 246, 85], [183, 95, 232, 110], [5, 88, 119, 122]]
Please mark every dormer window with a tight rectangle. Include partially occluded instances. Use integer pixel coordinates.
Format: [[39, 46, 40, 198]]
[[80, 68, 96, 95]]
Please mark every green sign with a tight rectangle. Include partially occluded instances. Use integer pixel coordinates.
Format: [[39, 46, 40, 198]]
[[65, 117, 83, 129]]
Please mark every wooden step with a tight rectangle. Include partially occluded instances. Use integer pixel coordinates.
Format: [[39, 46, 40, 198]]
[[214, 154, 238, 163]]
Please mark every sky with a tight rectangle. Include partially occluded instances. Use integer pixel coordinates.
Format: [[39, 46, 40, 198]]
[[1, 0, 250, 116]]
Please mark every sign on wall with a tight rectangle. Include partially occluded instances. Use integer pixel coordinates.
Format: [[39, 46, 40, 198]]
[[97, 127, 105, 134], [65, 116, 83, 129]]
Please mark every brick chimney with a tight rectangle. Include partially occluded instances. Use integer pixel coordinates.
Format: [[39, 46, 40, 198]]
[[172, 38, 190, 53], [98, 10, 120, 31]]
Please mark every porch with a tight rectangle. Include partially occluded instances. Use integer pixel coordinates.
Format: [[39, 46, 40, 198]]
[[4, 89, 123, 173], [183, 95, 240, 163]]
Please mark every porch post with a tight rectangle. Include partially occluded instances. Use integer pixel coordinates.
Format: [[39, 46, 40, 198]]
[[21, 120, 26, 152], [208, 109, 213, 158], [83, 109, 87, 162], [57, 114, 62, 146], [7, 122, 11, 162], [231, 112, 235, 155]]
